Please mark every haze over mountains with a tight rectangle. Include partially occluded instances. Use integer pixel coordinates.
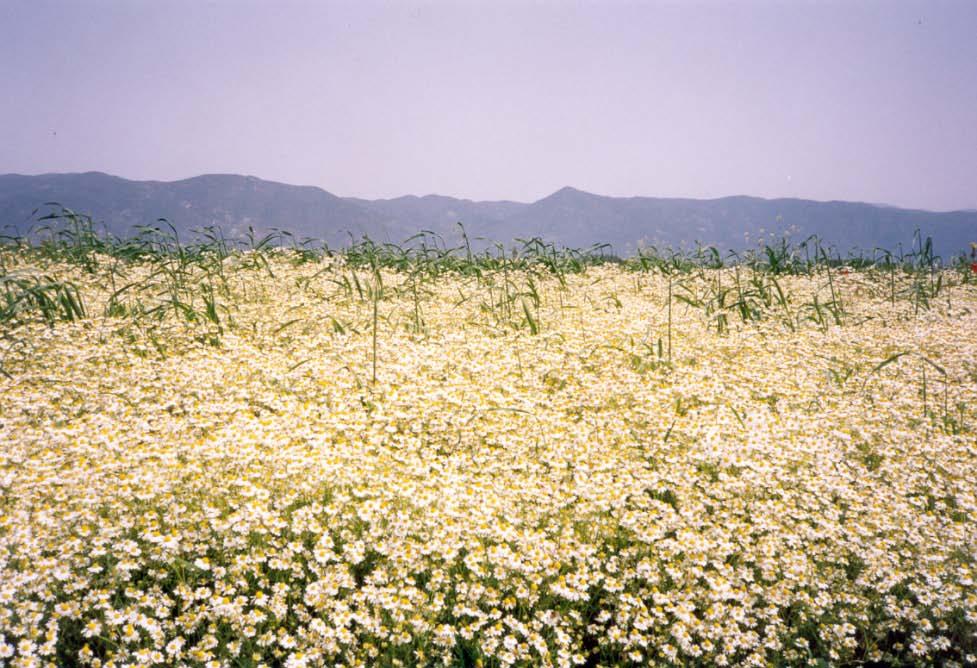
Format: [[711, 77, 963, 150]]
[[1, 172, 975, 257]]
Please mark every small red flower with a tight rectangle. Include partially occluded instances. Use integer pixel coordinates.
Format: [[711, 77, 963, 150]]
[[970, 261, 977, 274], [839, 268, 850, 275]]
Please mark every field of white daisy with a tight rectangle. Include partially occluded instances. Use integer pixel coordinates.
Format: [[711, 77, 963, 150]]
[[1, 220, 976, 667]]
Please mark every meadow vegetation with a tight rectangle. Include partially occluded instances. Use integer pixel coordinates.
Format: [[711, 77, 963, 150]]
[[1, 206, 976, 667]]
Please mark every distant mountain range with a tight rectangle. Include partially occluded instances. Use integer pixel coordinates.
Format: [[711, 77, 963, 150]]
[[1, 171, 975, 257]]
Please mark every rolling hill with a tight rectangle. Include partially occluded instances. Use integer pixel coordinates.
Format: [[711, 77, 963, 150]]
[[1, 172, 974, 257]]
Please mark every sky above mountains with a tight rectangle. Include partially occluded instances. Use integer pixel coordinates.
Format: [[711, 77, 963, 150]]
[[2, 0, 976, 211]]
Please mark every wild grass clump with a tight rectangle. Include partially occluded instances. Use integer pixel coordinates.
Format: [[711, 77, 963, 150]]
[[0, 270, 86, 327]]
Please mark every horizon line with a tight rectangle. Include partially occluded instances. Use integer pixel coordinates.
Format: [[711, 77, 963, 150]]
[[2, 169, 976, 215]]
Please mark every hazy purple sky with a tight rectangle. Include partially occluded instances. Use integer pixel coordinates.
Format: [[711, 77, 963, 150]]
[[2, 1, 975, 210]]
